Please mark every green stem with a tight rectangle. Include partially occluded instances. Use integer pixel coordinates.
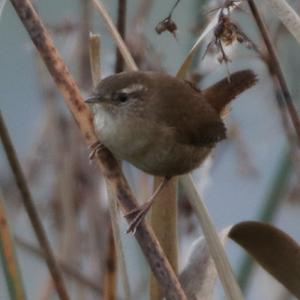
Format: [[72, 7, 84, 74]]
[[0, 196, 27, 300]]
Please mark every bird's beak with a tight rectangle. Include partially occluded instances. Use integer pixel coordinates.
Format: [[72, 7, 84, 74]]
[[85, 95, 99, 104]]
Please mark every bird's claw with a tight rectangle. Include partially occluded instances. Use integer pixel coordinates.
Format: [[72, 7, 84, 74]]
[[125, 202, 152, 234]]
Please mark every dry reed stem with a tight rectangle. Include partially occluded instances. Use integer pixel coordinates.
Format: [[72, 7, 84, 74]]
[[248, 0, 300, 144], [89, 33, 101, 86], [8, 1, 186, 298], [78, 0, 92, 88], [0, 112, 70, 300], [265, 0, 300, 45], [150, 177, 178, 300], [103, 227, 117, 300], [115, 0, 127, 73], [107, 189, 131, 300], [180, 175, 244, 300], [92, 0, 138, 71]]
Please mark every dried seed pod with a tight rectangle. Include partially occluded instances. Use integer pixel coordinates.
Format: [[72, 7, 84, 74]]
[[155, 17, 177, 37]]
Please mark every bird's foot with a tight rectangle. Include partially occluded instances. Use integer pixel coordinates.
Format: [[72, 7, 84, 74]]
[[125, 201, 153, 234], [125, 177, 170, 234], [88, 141, 104, 162]]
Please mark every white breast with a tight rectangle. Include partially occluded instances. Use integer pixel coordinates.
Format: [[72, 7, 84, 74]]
[[93, 107, 151, 159], [92, 105, 207, 176]]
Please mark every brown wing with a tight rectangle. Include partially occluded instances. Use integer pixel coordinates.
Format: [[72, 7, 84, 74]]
[[168, 98, 226, 146], [147, 74, 226, 146]]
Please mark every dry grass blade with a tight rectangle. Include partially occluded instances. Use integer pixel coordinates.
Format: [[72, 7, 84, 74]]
[[265, 0, 300, 45], [107, 188, 131, 300], [89, 33, 101, 86], [176, 12, 219, 79], [0, 112, 70, 300], [8, 1, 187, 298], [180, 175, 244, 300], [230, 221, 300, 298], [248, 0, 300, 143], [180, 227, 232, 300], [92, 0, 138, 71], [0, 195, 26, 300]]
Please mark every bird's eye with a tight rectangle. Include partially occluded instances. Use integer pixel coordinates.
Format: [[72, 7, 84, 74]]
[[114, 92, 129, 103]]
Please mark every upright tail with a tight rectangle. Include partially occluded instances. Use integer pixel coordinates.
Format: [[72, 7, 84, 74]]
[[203, 70, 257, 115]]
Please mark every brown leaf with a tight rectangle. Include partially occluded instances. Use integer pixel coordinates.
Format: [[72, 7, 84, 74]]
[[229, 221, 300, 298]]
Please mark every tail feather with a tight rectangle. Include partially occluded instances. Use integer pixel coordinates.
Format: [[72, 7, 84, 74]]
[[203, 70, 257, 114]]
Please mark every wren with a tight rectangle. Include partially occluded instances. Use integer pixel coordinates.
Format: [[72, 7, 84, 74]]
[[86, 70, 257, 232]]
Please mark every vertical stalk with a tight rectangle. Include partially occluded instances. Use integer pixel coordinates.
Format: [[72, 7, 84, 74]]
[[248, 0, 300, 144], [103, 227, 117, 300], [79, 0, 92, 88], [150, 177, 178, 300], [0, 112, 69, 300], [181, 175, 244, 300], [115, 0, 127, 73], [0, 195, 27, 300], [107, 189, 131, 300]]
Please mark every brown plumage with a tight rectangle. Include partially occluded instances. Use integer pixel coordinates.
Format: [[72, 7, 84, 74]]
[[86, 70, 257, 232], [203, 70, 257, 114]]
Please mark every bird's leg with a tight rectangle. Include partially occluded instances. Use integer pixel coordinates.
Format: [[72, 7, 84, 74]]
[[125, 176, 171, 234], [88, 141, 104, 161]]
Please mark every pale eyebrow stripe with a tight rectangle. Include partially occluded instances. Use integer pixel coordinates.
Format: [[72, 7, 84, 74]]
[[119, 84, 147, 94]]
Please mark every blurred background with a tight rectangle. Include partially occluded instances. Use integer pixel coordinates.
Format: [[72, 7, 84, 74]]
[[1, 0, 300, 299]]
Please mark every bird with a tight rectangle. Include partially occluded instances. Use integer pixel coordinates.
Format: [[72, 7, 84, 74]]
[[86, 70, 257, 232]]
